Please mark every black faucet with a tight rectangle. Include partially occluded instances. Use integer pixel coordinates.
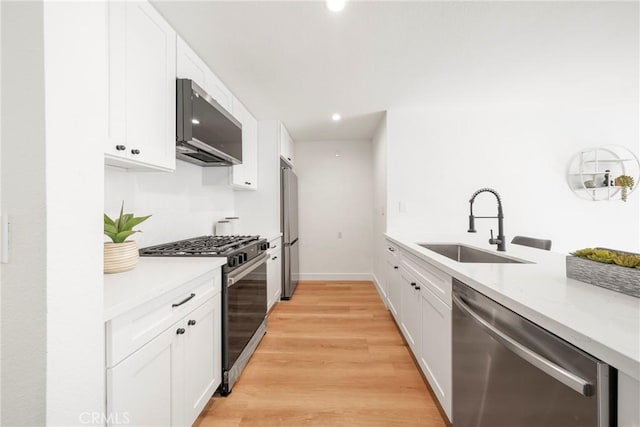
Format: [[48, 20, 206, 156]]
[[468, 188, 506, 252]]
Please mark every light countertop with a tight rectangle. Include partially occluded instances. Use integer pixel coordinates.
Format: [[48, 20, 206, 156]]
[[386, 232, 640, 380], [261, 232, 282, 242], [104, 257, 227, 321]]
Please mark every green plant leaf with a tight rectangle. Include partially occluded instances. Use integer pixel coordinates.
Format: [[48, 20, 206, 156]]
[[119, 213, 134, 232], [114, 230, 138, 243], [123, 215, 151, 232], [104, 223, 118, 236], [104, 201, 150, 242], [104, 214, 115, 227]]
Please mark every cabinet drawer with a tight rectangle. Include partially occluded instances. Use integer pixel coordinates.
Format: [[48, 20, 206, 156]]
[[107, 269, 221, 367], [268, 236, 281, 251], [385, 242, 401, 265], [401, 253, 451, 306]]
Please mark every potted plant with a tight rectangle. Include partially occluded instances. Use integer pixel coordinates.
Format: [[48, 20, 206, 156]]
[[614, 175, 635, 202], [104, 202, 151, 274]]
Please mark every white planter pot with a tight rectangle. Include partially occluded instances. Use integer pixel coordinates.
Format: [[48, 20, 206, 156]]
[[104, 241, 139, 274]]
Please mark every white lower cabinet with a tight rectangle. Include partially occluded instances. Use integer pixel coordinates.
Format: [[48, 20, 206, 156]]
[[618, 371, 640, 427], [107, 271, 222, 427], [267, 236, 282, 310], [386, 245, 402, 320], [399, 267, 421, 353], [183, 296, 221, 425], [108, 318, 182, 426], [419, 284, 452, 420], [384, 238, 452, 422]]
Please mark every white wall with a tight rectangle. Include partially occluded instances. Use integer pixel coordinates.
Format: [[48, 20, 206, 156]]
[[387, 103, 639, 253], [43, 2, 107, 425], [371, 116, 388, 295], [296, 139, 373, 280], [1, 2, 47, 425], [105, 161, 235, 247], [234, 121, 281, 237], [384, 2, 639, 254], [0, 1, 3, 420]]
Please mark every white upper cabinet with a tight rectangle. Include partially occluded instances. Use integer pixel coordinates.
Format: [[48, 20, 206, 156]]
[[176, 37, 208, 90], [279, 123, 295, 167], [230, 97, 258, 190], [176, 36, 233, 114], [204, 71, 233, 115], [106, 1, 177, 172]]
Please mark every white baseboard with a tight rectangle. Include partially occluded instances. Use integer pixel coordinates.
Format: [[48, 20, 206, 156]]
[[298, 273, 373, 282]]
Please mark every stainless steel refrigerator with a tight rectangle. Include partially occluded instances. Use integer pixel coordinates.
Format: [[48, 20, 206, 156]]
[[281, 164, 299, 299]]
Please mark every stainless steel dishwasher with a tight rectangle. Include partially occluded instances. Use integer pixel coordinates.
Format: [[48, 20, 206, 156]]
[[452, 279, 615, 427]]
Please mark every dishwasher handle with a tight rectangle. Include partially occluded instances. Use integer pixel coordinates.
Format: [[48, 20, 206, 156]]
[[453, 294, 594, 397]]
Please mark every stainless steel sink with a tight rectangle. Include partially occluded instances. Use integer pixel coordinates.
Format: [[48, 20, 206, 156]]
[[418, 244, 529, 264]]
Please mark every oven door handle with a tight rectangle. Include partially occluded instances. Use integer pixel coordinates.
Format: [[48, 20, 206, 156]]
[[227, 253, 268, 287], [453, 294, 594, 397]]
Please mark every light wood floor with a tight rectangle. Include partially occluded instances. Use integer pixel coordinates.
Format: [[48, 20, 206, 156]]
[[196, 281, 447, 427]]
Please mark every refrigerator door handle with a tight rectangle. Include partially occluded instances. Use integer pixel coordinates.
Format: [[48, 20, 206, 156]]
[[283, 238, 299, 247], [453, 294, 594, 397]]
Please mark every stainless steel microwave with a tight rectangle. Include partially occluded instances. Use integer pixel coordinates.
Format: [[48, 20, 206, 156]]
[[176, 79, 242, 166]]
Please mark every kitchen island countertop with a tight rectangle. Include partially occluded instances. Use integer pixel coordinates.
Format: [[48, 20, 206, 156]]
[[385, 232, 640, 381]]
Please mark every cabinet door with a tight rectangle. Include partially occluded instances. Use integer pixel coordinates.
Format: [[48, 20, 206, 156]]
[[386, 248, 402, 320], [176, 36, 207, 89], [267, 248, 282, 310], [419, 285, 452, 420], [230, 98, 258, 190], [106, 1, 176, 171], [183, 296, 221, 427], [399, 267, 421, 354], [204, 71, 232, 114], [107, 323, 183, 427], [279, 123, 294, 166]]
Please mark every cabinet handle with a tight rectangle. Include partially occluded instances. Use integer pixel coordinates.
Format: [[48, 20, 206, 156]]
[[115, 145, 126, 151], [415, 285, 421, 290], [410, 282, 416, 288], [176, 328, 186, 335], [394, 266, 399, 269], [172, 293, 195, 307], [287, 157, 291, 161], [388, 247, 395, 252], [131, 149, 141, 155], [272, 256, 278, 260], [188, 319, 196, 326], [244, 181, 251, 185]]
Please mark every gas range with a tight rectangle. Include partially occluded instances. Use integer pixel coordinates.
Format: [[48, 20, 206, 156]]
[[139, 235, 269, 270], [139, 234, 270, 395]]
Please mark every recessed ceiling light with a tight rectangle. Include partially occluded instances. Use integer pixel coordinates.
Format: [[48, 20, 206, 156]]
[[331, 113, 341, 121], [192, 118, 200, 125], [326, 0, 345, 12]]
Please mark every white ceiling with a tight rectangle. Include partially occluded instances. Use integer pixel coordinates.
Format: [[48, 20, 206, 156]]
[[153, 1, 637, 141]]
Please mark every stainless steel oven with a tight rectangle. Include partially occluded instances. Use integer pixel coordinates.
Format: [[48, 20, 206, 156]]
[[139, 235, 269, 396], [222, 253, 268, 395]]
